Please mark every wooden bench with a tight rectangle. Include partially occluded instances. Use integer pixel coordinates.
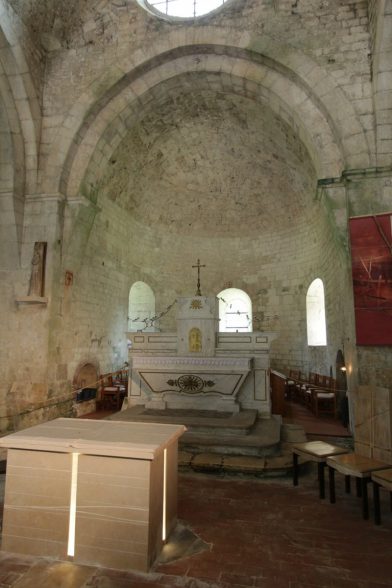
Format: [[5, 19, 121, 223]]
[[371, 468, 392, 525], [292, 441, 349, 499], [327, 453, 390, 519]]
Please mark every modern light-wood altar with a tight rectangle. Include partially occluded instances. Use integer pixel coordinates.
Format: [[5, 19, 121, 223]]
[[0, 418, 185, 572], [127, 295, 277, 415]]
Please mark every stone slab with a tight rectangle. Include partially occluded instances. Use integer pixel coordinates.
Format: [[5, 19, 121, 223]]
[[222, 456, 265, 473], [191, 453, 223, 470], [109, 406, 281, 457], [112, 405, 258, 431], [0, 418, 185, 460]]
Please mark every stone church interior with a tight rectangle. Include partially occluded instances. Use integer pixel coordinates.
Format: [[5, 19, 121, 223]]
[[0, 0, 392, 585]]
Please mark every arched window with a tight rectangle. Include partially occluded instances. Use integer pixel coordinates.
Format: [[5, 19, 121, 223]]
[[218, 288, 252, 332], [138, 0, 228, 19], [306, 278, 327, 346], [128, 281, 156, 332]]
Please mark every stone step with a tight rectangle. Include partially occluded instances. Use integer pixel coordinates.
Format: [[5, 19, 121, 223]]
[[181, 417, 282, 457], [109, 405, 259, 436], [178, 446, 296, 476], [105, 408, 310, 473], [108, 405, 282, 457]]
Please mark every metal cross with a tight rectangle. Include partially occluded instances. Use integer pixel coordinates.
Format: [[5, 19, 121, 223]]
[[192, 258, 206, 296]]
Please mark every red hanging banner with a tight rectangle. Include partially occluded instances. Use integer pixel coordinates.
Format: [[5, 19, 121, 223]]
[[349, 213, 392, 345]]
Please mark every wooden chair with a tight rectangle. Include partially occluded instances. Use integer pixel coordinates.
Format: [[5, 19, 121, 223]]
[[303, 372, 318, 408], [112, 370, 128, 404], [286, 369, 300, 400], [311, 377, 337, 418], [293, 371, 309, 403], [297, 372, 324, 409], [99, 373, 123, 411], [297, 371, 313, 404]]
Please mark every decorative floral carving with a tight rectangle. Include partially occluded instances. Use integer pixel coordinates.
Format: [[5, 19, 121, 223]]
[[190, 299, 203, 309], [167, 374, 215, 394]]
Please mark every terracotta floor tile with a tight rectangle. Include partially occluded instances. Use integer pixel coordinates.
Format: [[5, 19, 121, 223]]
[[0, 468, 391, 587], [3, 561, 95, 588]]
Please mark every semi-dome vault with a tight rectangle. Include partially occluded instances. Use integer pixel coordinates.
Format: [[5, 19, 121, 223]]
[[94, 85, 317, 237]]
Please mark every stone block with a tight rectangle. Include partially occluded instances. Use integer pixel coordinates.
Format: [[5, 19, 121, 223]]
[[178, 451, 193, 467], [192, 453, 223, 470], [281, 424, 307, 443], [222, 455, 265, 473]]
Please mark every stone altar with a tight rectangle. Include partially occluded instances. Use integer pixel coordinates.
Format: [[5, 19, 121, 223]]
[[0, 418, 185, 572], [127, 295, 277, 415]]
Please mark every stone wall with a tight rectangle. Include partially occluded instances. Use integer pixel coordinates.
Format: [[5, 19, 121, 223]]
[[1, 0, 392, 435], [354, 384, 392, 463]]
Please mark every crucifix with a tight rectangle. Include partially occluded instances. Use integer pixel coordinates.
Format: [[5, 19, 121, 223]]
[[192, 258, 206, 296]]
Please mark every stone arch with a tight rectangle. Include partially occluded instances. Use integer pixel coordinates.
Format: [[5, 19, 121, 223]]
[[0, 7, 40, 195], [72, 360, 100, 391], [0, 79, 18, 194], [0, 6, 41, 267], [370, 0, 392, 166], [0, 59, 24, 267], [76, 68, 340, 201], [59, 53, 353, 200], [40, 35, 370, 199]]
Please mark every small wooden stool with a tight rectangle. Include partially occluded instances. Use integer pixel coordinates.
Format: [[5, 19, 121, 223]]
[[292, 441, 349, 499], [371, 468, 392, 525], [327, 453, 389, 520]]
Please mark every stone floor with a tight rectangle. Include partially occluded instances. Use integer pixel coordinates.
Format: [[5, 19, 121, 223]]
[[0, 465, 392, 587]]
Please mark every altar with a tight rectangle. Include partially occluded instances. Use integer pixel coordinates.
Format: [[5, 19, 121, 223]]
[[0, 418, 185, 572], [127, 294, 277, 416]]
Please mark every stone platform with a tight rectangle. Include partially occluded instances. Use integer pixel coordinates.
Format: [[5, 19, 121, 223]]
[[108, 406, 282, 457]]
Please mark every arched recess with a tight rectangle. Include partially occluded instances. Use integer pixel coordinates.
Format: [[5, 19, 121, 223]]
[[128, 281, 156, 332], [218, 288, 252, 332], [306, 278, 327, 347], [40, 35, 370, 201], [73, 361, 99, 393]]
